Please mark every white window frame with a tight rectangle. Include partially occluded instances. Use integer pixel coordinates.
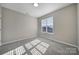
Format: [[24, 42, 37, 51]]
[[41, 16, 54, 34]]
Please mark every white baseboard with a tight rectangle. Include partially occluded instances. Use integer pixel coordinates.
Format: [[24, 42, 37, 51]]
[[41, 37, 78, 48], [2, 37, 36, 46]]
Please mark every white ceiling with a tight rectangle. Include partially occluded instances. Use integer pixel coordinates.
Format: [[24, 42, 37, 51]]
[[1, 3, 71, 18]]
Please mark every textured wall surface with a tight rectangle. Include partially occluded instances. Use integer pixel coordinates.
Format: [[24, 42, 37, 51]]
[[2, 7, 37, 45], [38, 4, 77, 45]]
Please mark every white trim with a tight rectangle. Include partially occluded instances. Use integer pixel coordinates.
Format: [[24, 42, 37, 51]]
[[41, 32, 55, 35], [2, 38, 26, 46], [2, 37, 36, 46], [41, 37, 79, 48], [41, 16, 54, 34]]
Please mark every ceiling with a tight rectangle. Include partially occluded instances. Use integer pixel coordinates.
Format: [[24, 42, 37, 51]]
[[1, 3, 71, 18]]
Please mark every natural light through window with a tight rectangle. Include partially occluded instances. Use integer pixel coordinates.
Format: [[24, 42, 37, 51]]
[[41, 16, 54, 33]]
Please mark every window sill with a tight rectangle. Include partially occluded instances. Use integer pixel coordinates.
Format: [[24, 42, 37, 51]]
[[41, 32, 54, 35]]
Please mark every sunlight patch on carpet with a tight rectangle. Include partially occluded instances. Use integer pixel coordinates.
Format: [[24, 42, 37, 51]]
[[30, 48, 42, 55], [3, 50, 14, 55], [25, 43, 33, 50], [40, 42, 49, 48], [36, 44, 47, 54], [30, 39, 41, 46], [14, 46, 26, 55]]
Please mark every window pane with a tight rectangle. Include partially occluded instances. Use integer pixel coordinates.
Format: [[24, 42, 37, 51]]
[[41, 19, 47, 32], [47, 17, 53, 33]]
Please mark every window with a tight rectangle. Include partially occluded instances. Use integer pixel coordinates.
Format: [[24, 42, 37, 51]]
[[41, 16, 54, 33]]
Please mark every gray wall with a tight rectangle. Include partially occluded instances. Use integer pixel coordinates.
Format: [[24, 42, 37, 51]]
[[38, 4, 77, 45], [77, 4, 79, 49], [2, 7, 37, 45], [0, 5, 1, 46]]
